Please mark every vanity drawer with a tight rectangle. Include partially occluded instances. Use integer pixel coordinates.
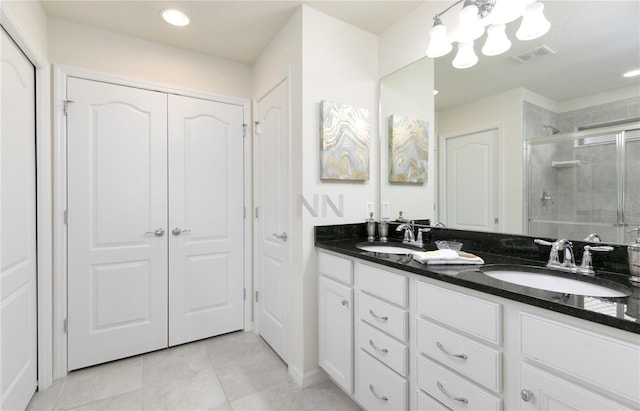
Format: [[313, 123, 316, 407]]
[[416, 319, 501, 393], [417, 356, 502, 411], [417, 389, 452, 411], [358, 350, 407, 411], [318, 251, 353, 285], [358, 292, 408, 342], [359, 321, 408, 376], [357, 262, 408, 307], [416, 281, 502, 345], [521, 312, 640, 404]]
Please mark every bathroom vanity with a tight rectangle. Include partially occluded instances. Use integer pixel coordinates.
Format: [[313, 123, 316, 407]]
[[316, 224, 640, 411]]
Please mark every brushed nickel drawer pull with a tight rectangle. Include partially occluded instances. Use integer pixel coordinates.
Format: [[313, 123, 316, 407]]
[[369, 309, 388, 321], [369, 339, 389, 354], [436, 341, 468, 360], [369, 384, 388, 402], [437, 381, 468, 404]]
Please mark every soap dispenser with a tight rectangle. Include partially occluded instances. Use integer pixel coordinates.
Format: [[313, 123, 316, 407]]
[[366, 212, 376, 242], [629, 226, 640, 284]]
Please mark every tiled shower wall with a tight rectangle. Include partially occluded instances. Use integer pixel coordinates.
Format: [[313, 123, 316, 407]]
[[524, 97, 640, 243]]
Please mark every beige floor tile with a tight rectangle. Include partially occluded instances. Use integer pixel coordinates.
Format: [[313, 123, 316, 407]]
[[229, 381, 306, 411], [56, 357, 142, 410], [68, 390, 142, 411], [301, 380, 362, 411], [26, 379, 67, 411], [143, 365, 226, 410]]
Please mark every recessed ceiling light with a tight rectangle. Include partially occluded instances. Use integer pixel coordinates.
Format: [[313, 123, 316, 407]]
[[623, 69, 640, 78], [161, 8, 190, 27]]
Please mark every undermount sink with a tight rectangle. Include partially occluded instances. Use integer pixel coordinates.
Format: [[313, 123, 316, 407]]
[[479, 265, 632, 298], [356, 242, 422, 255]]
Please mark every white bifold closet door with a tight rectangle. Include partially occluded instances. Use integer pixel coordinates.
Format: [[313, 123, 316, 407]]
[[1, 28, 38, 410], [67, 78, 244, 370]]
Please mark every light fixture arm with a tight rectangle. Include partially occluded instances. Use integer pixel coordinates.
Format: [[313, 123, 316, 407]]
[[432, 0, 496, 22]]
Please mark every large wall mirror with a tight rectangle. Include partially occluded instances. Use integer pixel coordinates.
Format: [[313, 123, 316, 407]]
[[379, 0, 640, 245]]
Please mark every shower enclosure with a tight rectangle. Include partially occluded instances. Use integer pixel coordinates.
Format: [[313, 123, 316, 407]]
[[525, 122, 640, 244]]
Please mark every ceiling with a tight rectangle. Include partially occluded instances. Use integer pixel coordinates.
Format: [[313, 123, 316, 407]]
[[40, 0, 424, 65], [434, 1, 640, 110], [40, 1, 640, 109]]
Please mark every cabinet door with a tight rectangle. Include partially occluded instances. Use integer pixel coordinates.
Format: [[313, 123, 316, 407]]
[[520, 364, 631, 410], [318, 275, 353, 393]]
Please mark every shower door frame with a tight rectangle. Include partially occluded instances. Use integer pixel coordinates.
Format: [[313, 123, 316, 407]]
[[523, 120, 640, 243]]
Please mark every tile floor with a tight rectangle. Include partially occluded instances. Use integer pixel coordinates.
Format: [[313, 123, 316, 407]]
[[27, 331, 361, 411]]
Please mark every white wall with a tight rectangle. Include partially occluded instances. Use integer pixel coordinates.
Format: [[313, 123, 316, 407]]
[[47, 18, 252, 99], [0, 0, 48, 63], [300, 5, 378, 376], [437, 88, 524, 234]]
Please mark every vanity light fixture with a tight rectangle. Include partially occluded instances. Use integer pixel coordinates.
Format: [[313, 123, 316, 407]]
[[426, 0, 551, 69], [161, 8, 190, 27], [623, 69, 640, 78]]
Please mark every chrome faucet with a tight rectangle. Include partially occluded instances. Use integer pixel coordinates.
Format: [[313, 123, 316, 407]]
[[576, 245, 614, 275], [534, 238, 576, 272], [396, 222, 415, 243]]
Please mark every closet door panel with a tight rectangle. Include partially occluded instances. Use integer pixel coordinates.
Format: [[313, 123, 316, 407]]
[[168, 95, 244, 346], [67, 78, 168, 370]]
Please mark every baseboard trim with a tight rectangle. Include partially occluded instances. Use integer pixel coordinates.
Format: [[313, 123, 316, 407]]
[[288, 365, 329, 389]]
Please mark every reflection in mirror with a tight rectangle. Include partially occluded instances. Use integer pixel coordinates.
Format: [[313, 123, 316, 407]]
[[379, 1, 640, 244]]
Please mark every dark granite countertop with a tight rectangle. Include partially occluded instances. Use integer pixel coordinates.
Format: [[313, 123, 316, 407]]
[[315, 224, 640, 335]]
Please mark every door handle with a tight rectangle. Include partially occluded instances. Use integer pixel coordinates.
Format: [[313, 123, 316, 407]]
[[171, 227, 191, 236], [144, 228, 165, 237], [273, 232, 288, 242]]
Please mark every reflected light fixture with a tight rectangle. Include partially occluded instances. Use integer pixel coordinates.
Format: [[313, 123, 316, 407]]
[[623, 69, 640, 78], [161, 8, 190, 27], [426, 0, 551, 69]]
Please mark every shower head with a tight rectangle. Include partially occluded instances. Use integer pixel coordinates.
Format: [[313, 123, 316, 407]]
[[542, 124, 560, 135]]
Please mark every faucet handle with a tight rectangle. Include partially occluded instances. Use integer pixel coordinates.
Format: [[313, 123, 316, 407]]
[[577, 245, 614, 275], [534, 239, 553, 247]]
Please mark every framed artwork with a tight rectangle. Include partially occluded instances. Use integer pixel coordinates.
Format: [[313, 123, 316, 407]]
[[319, 100, 370, 181], [388, 114, 429, 184]]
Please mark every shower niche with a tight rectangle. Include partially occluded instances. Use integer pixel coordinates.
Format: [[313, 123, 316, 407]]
[[525, 122, 640, 244]]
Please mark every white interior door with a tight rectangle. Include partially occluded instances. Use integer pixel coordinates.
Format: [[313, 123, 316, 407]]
[[439, 128, 500, 232], [1, 28, 38, 410], [168, 95, 244, 346], [255, 80, 290, 362], [67, 78, 168, 370]]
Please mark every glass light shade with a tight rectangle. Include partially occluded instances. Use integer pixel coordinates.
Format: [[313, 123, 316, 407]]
[[453, 41, 479, 69], [516, 2, 550, 41], [161, 8, 190, 26], [486, 0, 526, 25], [426, 22, 453, 58], [482, 24, 512, 56], [456, 3, 485, 42]]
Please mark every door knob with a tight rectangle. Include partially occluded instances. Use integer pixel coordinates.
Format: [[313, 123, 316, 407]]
[[172, 227, 191, 236], [521, 389, 534, 402], [273, 232, 288, 242], [144, 228, 165, 237]]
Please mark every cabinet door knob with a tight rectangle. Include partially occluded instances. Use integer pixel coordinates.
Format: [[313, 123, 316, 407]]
[[521, 389, 534, 402], [341, 299, 348, 307]]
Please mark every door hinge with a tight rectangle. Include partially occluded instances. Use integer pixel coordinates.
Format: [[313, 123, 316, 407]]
[[63, 99, 74, 116], [243, 288, 246, 300], [64, 209, 68, 225], [242, 123, 248, 138], [243, 206, 246, 219], [63, 318, 68, 333], [255, 207, 259, 219], [255, 291, 259, 302], [495, 217, 499, 224]]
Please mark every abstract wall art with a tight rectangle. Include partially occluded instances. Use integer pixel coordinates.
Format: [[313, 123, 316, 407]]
[[320, 100, 370, 181], [388, 114, 429, 184]]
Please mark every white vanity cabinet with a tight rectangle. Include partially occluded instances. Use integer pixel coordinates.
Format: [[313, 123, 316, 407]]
[[318, 251, 354, 394], [518, 312, 639, 410], [415, 281, 503, 410], [316, 248, 640, 411], [356, 261, 409, 410]]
